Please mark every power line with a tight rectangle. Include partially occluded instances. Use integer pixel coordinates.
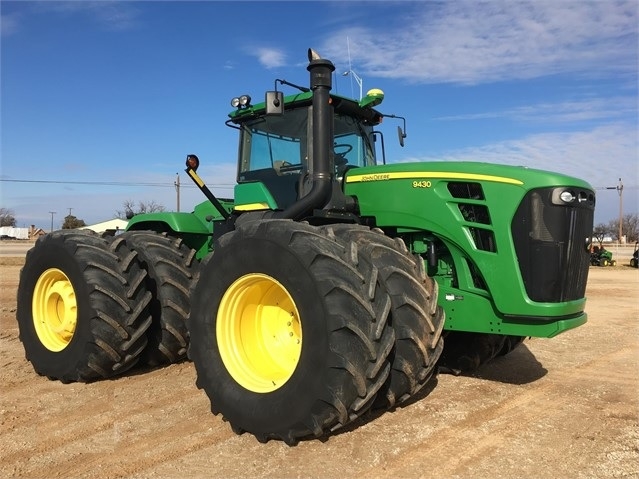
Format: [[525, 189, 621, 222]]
[[2, 178, 170, 187], [594, 185, 638, 190], [0, 178, 235, 188], [3, 177, 633, 191]]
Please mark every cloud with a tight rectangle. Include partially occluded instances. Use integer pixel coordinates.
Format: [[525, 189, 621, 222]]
[[30, 1, 139, 31], [321, 1, 638, 84], [435, 96, 638, 124], [397, 122, 639, 222], [1, 12, 21, 37], [408, 123, 638, 190], [251, 47, 287, 69]]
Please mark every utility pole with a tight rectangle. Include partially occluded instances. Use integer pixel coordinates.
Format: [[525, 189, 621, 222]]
[[49, 211, 56, 232], [174, 173, 180, 213], [605, 178, 624, 243], [67, 207, 73, 217]]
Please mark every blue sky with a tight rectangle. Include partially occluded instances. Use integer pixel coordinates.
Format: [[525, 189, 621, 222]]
[[1, 0, 637, 230]]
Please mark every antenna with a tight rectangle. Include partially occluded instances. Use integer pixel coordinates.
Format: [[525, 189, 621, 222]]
[[342, 36, 363, 99]]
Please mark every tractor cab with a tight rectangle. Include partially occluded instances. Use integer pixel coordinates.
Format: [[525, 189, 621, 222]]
[[228, 89, 385, 212]]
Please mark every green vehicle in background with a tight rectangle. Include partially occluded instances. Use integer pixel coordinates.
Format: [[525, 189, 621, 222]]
[[17, 49, 595, 444], [590, 246, 617, 266]]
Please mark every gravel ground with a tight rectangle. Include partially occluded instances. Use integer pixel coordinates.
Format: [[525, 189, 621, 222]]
[[1, 255, 637, 479]]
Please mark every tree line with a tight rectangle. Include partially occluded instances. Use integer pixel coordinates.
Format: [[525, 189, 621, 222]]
[[0, 201, 165, 230], [592, 213, 639, 245]]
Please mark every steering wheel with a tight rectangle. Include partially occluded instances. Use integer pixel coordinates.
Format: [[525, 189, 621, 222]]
[[334, 143, 353, 157], [273, 160, 303, 175], [333, 144, 353, 169]]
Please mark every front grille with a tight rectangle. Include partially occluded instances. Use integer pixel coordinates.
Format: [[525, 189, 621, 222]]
[[511, 187, 594, 303]]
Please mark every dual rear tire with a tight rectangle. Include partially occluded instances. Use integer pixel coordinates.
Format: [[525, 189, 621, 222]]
[[16, 230, 198, 382], [16, 230, 153, 382]]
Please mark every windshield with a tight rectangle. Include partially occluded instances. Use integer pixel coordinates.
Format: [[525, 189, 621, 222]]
[[237, 106, 377, 181], [238, 109, 308, 176]]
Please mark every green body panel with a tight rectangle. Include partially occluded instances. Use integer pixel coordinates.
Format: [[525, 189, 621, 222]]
[[344, 161, 592, 337], [440, 284, 587, 337], [599, 250, 613, 260], [125, 199, 233, 259], [234, 182, 278, 210]]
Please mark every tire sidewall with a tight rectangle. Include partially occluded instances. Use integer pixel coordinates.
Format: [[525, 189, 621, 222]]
[[17, 236, 96, 378], [190, 235, 331, 433]]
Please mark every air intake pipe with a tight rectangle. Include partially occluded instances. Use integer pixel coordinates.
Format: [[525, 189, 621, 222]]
[[280, 49, 335, 220]]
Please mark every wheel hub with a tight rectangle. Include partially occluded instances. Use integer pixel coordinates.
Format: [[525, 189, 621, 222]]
[[32, 268, 78, 352], [217, 273, 302, 393]]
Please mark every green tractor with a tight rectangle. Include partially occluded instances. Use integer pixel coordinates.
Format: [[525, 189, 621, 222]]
[[590, 245, 616, 266], [16, 49, 595, 444]]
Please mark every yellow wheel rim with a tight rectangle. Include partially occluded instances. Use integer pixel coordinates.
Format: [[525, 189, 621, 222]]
[[32, 268, 78, 352], [217, 273, 302, 393]]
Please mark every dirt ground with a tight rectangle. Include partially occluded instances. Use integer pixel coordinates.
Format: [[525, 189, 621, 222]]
[[1, 254, 637, 479]]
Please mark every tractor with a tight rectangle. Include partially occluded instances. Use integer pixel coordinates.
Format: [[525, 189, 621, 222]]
[[590, 245, 616, 266], [16, 49, 595, 445]]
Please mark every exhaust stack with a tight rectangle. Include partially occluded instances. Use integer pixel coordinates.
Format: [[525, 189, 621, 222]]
[[281, 49, 335, 220]]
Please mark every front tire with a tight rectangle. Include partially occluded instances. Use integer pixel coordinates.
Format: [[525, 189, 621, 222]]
[[324, 224, 444, 409], [188, 220, 395, 444], [16, 230, 152, 382]]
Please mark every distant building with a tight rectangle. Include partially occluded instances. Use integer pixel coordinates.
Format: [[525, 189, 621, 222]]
[[0, 226, 44, 240], [0, 226, 29, 240], [29, 226, 46, 239], [80, 219, 128, 235]]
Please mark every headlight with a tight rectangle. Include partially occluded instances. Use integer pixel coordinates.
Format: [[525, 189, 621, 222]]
[[231, 95, 252, 109], [559, 190, 575, 203], [550, 187, 595, 207]]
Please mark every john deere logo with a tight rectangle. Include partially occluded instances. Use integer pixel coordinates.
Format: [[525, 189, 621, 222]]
[[361, 174, 391, 181]]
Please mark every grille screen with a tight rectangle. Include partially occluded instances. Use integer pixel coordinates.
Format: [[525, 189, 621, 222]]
[[458, 204, 491, 224], [512, 188, 594, 302], [448, 182, 484, 200]]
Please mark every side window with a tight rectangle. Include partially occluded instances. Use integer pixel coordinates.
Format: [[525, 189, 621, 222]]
[[333, 114, 376, 169]]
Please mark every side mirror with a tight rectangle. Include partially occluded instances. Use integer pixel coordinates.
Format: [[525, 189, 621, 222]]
[[265, 91, 284, 115], [397, 126, 407, 147]]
